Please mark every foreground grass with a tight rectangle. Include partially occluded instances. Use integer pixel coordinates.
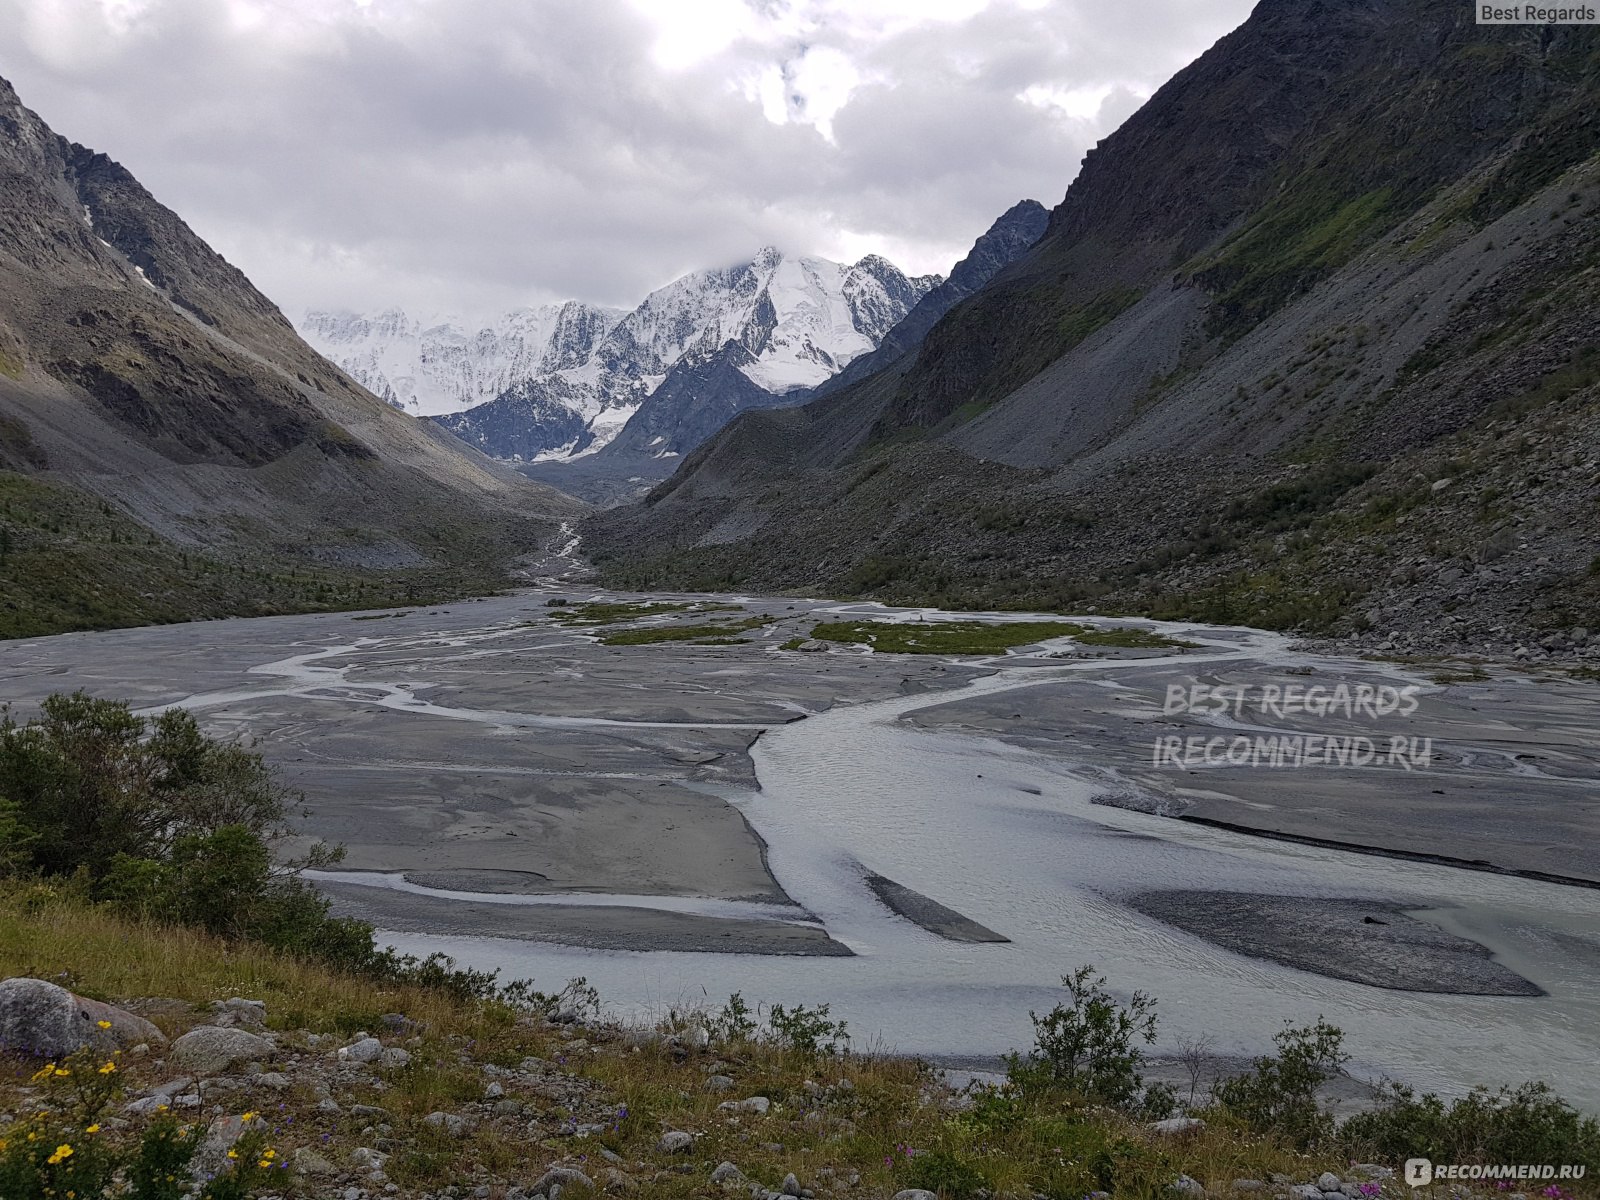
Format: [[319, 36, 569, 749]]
[[811, 618, 1196, 655], [0, 890, 1398, 1200]]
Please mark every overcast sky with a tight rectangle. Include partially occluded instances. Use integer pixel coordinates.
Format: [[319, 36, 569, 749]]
[[1, 0, 1255, 320]]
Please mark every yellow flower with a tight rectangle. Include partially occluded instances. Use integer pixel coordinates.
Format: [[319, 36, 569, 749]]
[[52, 1067, 70, 1077], [227, 1149, 238, 1160], [47, 1143, 74, 1165], [31, 1063, 56, 1082], [98, 1061, 117, 1075], [84, 1125, 101, 1135], [96, 1020, 112, 1030], [240, 1110, 259, 1122], [262, 1148, 276, 1159], [154, 1105, 169, 1113], [256, 1160, 271, 1169]]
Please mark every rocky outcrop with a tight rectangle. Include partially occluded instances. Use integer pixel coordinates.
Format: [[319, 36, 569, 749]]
[[0, 977, 164, 1058]]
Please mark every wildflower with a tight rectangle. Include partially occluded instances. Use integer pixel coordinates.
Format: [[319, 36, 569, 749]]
[[47, 1143, 74, 1165], [84, 1125, 101, 1135], [53, 1067, 71, 1077], [241, 1110, 259, 1122], [1360, 1185, 1382, 1197], [32, 1063, 56, 1082], [96, 1020, 112, 1030], [227, 1150, 238, 1160], [98, 1061, 117, 1075]]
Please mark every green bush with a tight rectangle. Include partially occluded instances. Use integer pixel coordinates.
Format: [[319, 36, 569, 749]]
[[1213, 1018, 1348, 1149], [0, 1047, 278, 1199], [1006, 965, 1173, 1116], [1342, 1081, 1600, 1172], [767, 1002, 850, 1058], [0, 692, 545, 1003], [900, 1146, 989, 1198]]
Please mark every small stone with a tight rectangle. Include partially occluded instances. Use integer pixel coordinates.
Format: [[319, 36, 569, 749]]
[[379, 1047, 411, 1068], [658, 1131, 694, 1153], [710, 1162, 745, 1184], [1318, 1174, 1343, 1192], [780, 1174, 803, 1197], [891, 1191, 938, 1200], [531, 1168, 594, 1195], [340, 1037, 385, 1064], [706, 1074, 736, 1092], [423, 1111, 473, 1138], [486, 1082, 506, 1100], [318, 1098, 342, 1113], [1289, 1186, 1324, 1200], [1150, 1116, 1206, 1136], [718, 1096, 770, 1115], [1173, 1175, 1206, 1197]]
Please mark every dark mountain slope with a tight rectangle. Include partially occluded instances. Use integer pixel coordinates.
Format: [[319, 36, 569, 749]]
[[586, 0, 1600, 660], [0, 75, 580, 637]]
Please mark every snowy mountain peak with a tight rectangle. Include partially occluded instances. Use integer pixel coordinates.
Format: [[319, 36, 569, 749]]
[[302, 245, 941, 459]]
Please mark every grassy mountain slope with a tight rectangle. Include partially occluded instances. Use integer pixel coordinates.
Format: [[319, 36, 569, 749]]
[[0, 75, 581, 637], [587, 0, 1600, 660]]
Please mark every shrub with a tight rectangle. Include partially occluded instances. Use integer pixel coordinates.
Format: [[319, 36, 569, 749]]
[[1212, 1018, 1348, 1149], [0, 1047, 278, 1199], [1006, 965, 1172, 1115], [767, 1002, 850, 1058], [1342, 1081, 1600, 1172], [900, 1147, 989, 1198]]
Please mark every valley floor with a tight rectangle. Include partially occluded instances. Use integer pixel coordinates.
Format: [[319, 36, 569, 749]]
[[1, 590, 1596, 1111]]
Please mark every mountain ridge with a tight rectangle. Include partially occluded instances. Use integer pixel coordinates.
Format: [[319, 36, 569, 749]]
[[0, 72, 580, 637], [583, 0, 1600, 660]]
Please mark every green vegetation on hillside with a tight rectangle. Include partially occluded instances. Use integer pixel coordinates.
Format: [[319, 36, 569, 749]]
[[0, 471, 530, 641]]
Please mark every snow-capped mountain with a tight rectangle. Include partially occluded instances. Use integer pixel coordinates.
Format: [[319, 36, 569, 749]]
[[301, 248, 939, 464], [299, 301, 624, 416]]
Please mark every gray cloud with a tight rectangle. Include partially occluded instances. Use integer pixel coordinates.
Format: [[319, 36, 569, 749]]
[[0, 0, 1255, 317]]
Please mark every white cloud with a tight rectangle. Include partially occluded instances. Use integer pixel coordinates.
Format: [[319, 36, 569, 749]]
[[0, 0, 1255, 318]]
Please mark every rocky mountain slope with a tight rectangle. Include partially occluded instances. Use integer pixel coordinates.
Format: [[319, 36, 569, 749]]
[[586, 0, 1600, 661], [403, 249, 937, 472], [0, 74, 580, 637]]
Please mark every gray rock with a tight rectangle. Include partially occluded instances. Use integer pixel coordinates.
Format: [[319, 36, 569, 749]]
[[493, 1099, 526, 1116], [780, 1174, 804, 1196], [1233, 1184, 1266, 1193], [658, 1131, 694, 1153], [210, 997, 267, 1029], [531, 1168, 594, 1195], [318, 1098, 342, 1114], [1150, 1116, 1206, 1136], [1173, 1175, 1206, 1197], [718, 1096, 770, 1115], [379, 1047, 412, 1068], [1289, 1186, 1324, 1200], [351, 1104, 391, 1118], [1317, 1174, 1343, 1192], [192, 1112, 265, 1178], [486, 1081, 505, 1099], [891, 1191, 938, 1200], [169, 1025, 273, 1074], [422, 1111, 473, 1138], [710, 1162, 745, 1184], [706, 1074, 736, 1092], [0, 977, 163, 1058], [340, 1036, 385, 1064]]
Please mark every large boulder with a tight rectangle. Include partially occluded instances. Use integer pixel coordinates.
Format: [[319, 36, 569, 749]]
[[169, 1025, 274, 1074], [0, 977, 165, 1059]]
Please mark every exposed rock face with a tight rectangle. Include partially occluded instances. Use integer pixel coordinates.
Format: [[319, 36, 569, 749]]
[[0, 72, 579, 635], [586, 0, 1600, 654], [0, 977, 164, 1058]]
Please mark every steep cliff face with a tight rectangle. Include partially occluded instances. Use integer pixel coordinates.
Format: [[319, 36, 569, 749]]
[[0, 75, 579, 637], [586, 0, 1600, 658]]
